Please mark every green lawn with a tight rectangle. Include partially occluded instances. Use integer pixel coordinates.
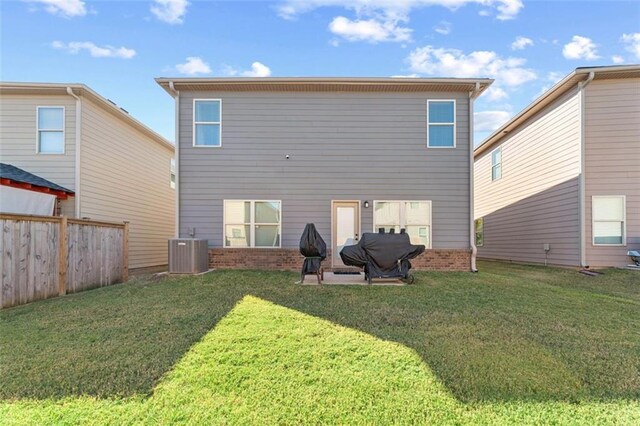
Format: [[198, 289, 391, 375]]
[[1, 261, 639, 424]]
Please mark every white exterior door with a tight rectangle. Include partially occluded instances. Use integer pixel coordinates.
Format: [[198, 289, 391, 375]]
[[332, 201, 360, 268]]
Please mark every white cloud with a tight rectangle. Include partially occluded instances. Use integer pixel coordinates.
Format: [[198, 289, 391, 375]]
[[390, 73, 420, 78], [533, 71, 566, 99], [407, 45, 537, 87], [474, 110, 511, 132], [241, 62, 272, 77], [621, 33, 640, 59], [52, 41, 135, 59], [546, 71, 564, 83], [223, 62, 272, 77], [328, 16, 411, 42], [483, 86, 508, 101], [611, 55, 625, 64], [562, 35, 600, 60], [26, 0, 86, 17], [175, 57, 211, 75], [277, 1, 522, 43], [510, 36, 533, 50], [434, 21, 452, 35], [493, 0, 522, 21], [151, 0, 188, 25], [277, 1, 523, 21]]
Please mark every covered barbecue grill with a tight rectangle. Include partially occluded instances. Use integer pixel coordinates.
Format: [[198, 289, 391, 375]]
[[299, 223, 327, 283], [340, 230, 425, 284]]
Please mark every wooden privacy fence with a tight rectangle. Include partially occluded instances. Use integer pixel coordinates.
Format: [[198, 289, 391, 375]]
[[0, 213, 129, 309]]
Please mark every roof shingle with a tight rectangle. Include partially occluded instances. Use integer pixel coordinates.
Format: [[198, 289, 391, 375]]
[[0, 163, 74, 194]]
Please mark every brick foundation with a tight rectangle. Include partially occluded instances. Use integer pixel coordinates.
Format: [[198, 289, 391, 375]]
[[209, 248, 471, 271]]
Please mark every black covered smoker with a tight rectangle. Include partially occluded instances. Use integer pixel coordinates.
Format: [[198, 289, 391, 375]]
[[340, 230, 425, 284], [299, 223, 327, 283]]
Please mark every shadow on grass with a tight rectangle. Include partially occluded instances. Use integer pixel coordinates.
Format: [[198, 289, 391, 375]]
[[1, 262, 639, 404]]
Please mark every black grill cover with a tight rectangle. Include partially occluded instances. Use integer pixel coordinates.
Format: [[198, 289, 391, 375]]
[[299, 224, 327, 274], [340, 232, 425, 277]]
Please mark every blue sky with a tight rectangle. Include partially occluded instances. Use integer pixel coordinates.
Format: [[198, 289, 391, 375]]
[[2, 0, 639, 144]]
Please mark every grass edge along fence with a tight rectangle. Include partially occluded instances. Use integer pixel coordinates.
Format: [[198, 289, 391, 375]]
[[0, 213, 128, 309]]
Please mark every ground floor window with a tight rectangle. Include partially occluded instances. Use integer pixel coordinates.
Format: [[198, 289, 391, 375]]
[[592, 195, 625, 245], [224, 200, 281, 248], [373, 201, 431, 248], [475, 218, 484, 247]]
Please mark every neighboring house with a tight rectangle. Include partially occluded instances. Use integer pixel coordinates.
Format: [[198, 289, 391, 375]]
[[474, 65, 639, 268], [1, 163, 75, 215], [0, 82, 175, 270], [156, 77, 493, 271]]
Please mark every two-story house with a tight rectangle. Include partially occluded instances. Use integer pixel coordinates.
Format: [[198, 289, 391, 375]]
[[156, 77, 492, 271], [474, 65, 639, 268], [0, 82, 176, 270]]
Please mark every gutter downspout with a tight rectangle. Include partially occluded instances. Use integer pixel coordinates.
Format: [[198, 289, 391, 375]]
[[578, 71, 595, 268], [66, 87, 81, 218], [167, 82, 180, 238], [468, 82, 482, 272]]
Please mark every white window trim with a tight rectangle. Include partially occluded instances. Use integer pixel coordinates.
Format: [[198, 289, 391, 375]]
[[426, 99, 456, 149], [36, 106, 65, 154], [223, 200, 282, 248], [491, 146, 502, 181], [373, 200, 432, 249], [591, 195, 626, 246], [193, 99, 222, 148]]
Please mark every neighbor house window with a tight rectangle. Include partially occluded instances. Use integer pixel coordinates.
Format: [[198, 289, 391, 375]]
[[592, 196, 626, 245], [37, 107, 64, 153], [224, 200, 281, 247], [475, 218, 484, 247], [491, 147, 502, 181], [194, 99, 221, 147], [427, 100, 455, 148], [170, 158, 176, 189], [373, 201, 431, 248]]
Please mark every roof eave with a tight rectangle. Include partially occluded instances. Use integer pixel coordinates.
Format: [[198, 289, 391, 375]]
[[155, 77, 493, 96], [474, 64, 640, 157], [0, 82, 174, 152]]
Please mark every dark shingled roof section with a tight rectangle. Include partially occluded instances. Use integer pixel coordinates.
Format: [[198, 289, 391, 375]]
[[0, 163, 74, 194]]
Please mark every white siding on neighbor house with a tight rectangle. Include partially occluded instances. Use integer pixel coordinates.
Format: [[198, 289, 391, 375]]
[[0, 94, 76, 216], [80, 97, 175, 269], [584, 78, 640, 268], [474, 86, 582, 266], [178, 91, 472, 249]]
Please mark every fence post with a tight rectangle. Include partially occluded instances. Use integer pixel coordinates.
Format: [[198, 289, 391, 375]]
[[59, 216, 67, 295], [123, 221, 129, 282]]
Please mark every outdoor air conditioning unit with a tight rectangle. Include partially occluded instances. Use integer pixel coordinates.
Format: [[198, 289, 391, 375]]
[[169, 239, 209, 274]]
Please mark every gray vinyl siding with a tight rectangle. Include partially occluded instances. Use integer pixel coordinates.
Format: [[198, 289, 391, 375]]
[[0, 94, 76, 216], [474, 87, 581, 266], [178, 91, 471, 249], [584, 78, 640, 267]]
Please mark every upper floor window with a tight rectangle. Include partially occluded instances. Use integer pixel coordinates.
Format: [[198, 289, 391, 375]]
[[170, 158, 176, 189], [592, 196, 625, 246], [491, 147, 502, 181], [193, 99, 221, 147], [37, 107, 64, 154], [427, 100, 455, 148]]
